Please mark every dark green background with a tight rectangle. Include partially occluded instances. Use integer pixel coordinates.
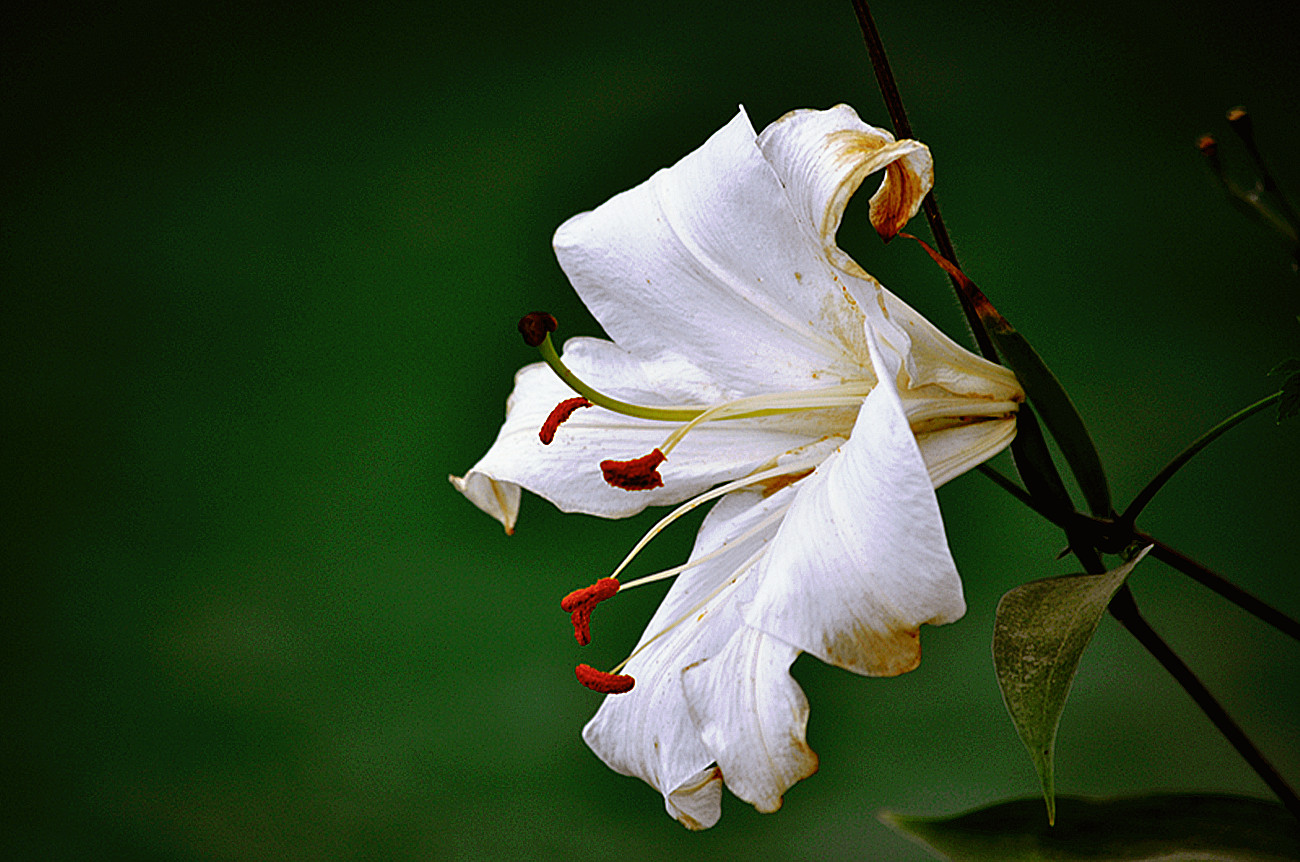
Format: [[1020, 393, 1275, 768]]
[[5, 2, 1298, 859]]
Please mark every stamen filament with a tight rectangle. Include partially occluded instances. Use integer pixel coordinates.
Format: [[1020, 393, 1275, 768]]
[[610, 543, 771, 675], [617, 504, 790, 592], [608, 456, 827, 583]]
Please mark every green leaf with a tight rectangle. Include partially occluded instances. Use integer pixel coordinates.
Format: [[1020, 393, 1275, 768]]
[[992, 548, 1151, 824], [1269, 359, 1300, 422], [989, 326, 1112, 517], [901, 233, 1112, 516], [879, 793, 1300, 861]]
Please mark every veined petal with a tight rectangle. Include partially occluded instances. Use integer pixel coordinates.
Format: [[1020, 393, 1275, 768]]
[[745, 326, 965, 677], [756, 104, 934, 264], [553, 109, 876, 396], [882, 291, 1022, 401], [582, 486, 795, 828], [916, 418, 1018, 488], [682, 626, 817, 814], [451, 337, 832, 526]]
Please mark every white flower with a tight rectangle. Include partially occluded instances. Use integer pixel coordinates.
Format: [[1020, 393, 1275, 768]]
[[451, 105, 1022, 829]]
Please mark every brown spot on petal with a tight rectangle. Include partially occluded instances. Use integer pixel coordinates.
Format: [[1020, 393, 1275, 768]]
[[822, 622, 921, 677], [753, 468, 814, 498]]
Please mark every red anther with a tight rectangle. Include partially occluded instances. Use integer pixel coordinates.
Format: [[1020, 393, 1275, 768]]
[[518, 312, 558, 347], [575, 664, 635, 694], [539, 397, 592, 445], [600, 448, 666, 491], [560, 577, 619, 645]]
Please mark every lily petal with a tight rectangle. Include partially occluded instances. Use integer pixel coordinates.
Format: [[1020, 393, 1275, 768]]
[[451, 337, 833, 526], [745, 324, 965, 676], [756, 104, 934, 264], [682, 625, 817, 814], [582, 485, 795, 827], [916, 418, 1019, 488], [553, 109, 876, 397]]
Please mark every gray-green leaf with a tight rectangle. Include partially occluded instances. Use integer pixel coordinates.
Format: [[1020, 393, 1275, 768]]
[[880, 793, 1300, 861], [992, 548, 1151, 824]]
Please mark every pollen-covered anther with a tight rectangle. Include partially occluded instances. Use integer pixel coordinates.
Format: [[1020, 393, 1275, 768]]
[[539, 397, 592, 445], [575, 664, 635, 694], [560, 577, 619, 645], [601, 448, 666, 491]]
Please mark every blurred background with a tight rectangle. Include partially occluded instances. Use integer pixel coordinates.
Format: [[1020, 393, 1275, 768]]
[[4, 1, 1299, 858]]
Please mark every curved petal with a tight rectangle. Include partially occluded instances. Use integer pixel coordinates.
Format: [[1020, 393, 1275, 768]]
[[881, 291, 1023, 401], [916, 418, 1018, 488], [744, 326, 966, 677], [451, 337, 830, 526], [682, 626, 817, 813], [553, 108, 875, 396], [756, 104, 933, 268], [581, 485, 795, 828]]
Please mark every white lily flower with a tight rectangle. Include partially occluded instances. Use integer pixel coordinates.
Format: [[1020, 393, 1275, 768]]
[[450, 104, 1022, 829]]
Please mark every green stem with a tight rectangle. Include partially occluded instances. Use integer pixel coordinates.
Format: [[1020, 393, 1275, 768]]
[[978, 465, 1300, 642], [848, 0, 998, 364], [1136, 531, 1300, 643], [850, 0, 1085, 526], [1108, 585, 1300, 820], [1120, 391, 1281, 527]]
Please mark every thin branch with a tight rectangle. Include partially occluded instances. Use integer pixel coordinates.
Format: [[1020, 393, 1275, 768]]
[[978, 466, 1300, 641], [1121, 392, 1281, 526], [848, 0, 998, 363], [1137, 531, 1300, 642], [1108, 585, 1300, 820]]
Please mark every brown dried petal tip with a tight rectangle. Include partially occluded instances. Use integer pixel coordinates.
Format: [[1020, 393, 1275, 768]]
[[518, 312, 558, 347], [600, 449, 666, 491], [575, 664, 635, 694]]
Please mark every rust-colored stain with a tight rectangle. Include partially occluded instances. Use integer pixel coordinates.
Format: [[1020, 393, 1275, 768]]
[[823, 621, 921, 677], [755, 468, 814, 498]]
